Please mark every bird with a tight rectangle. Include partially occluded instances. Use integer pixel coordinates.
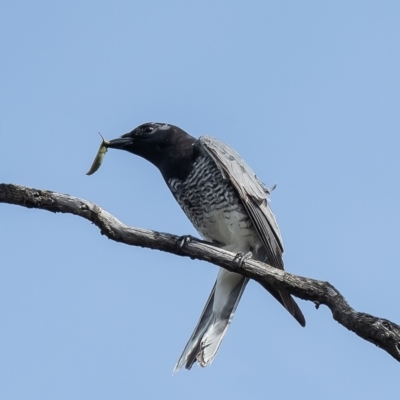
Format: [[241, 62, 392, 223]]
[[106, 122, 305, 372]]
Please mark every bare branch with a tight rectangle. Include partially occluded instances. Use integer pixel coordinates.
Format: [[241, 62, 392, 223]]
[[1, 182, 400, 362]]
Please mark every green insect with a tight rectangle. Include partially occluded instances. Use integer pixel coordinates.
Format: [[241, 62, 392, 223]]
[[86, 133, 110, 175]]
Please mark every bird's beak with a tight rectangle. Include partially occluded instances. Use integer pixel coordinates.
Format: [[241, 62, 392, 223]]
[[106, 134, 133, 150]]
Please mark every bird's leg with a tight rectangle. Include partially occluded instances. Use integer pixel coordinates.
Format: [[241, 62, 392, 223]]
[[177, 235, 222, 247], [176, 235, 222, 252], [233, 251, 253, 268]]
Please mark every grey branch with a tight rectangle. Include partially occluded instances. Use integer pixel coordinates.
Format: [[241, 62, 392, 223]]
[[1, 182, 400, 362]]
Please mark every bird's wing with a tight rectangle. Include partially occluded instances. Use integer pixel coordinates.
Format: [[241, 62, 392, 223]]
[[199, 135, 284, 270], [199, 136, 305, 327]]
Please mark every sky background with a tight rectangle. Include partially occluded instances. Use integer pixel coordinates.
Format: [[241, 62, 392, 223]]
[[1, 1, 400, 399]]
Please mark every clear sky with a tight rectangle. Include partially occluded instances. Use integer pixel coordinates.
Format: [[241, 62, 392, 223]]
[[1, 1, 400, 399]]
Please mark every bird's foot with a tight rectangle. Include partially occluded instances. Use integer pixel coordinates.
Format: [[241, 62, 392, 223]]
[[176, 235, 217, 249], [176, 235, 193, 250], [233, 251, 253, 268]]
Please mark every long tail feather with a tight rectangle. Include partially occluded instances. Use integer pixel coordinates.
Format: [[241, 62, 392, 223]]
[[174, 273, 248, 373]]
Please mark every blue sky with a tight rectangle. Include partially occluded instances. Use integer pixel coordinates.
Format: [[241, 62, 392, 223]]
[[1, 1, 400, 399]]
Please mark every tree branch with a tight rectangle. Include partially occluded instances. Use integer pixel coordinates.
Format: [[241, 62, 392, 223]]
[[1, 183, 400, 362]]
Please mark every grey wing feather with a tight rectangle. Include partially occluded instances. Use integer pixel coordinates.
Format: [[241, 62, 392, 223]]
[[199, 136, 284, 267], [199, 136, 305, 327]]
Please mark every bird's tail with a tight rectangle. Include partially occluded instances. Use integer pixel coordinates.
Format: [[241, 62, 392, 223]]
[[173, 274, 248, 373], [260, 282, 306, 327]]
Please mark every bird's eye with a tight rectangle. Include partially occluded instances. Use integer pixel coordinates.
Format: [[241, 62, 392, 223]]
[[142, 126, 154, 134]]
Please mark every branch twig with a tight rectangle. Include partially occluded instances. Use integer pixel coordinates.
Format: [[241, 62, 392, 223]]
[[1, 183, 400, 362]]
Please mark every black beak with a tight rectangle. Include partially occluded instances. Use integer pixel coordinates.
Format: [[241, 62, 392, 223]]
[[106, 134, 132, 150]]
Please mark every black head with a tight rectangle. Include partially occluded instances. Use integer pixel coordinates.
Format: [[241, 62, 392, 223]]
[[107, 122, 197, 180]]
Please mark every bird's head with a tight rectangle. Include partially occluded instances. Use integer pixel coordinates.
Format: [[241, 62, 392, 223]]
[[107, 122, 196, 180]]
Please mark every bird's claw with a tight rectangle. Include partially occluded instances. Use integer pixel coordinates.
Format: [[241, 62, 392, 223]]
[[234, 251, 252, 268], [176, 235, 194, 250]]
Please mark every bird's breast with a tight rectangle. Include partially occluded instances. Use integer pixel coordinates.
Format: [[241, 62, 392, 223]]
[[168, 155, 260, 251]]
